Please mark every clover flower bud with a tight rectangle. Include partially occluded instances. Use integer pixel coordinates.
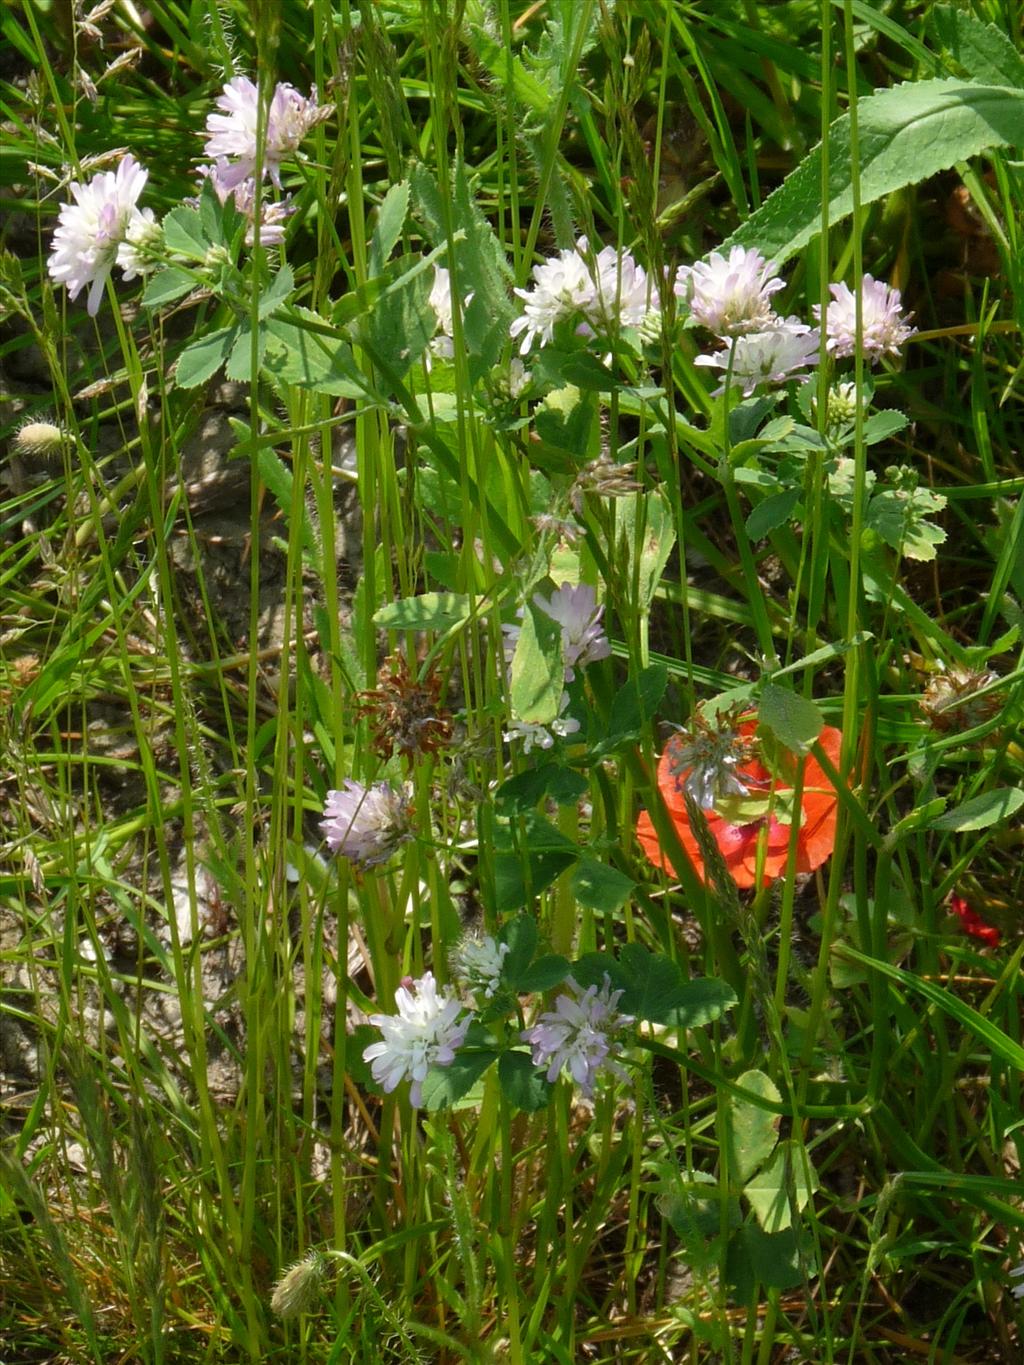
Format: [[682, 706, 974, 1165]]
[[451, 933, 510, 1001], [116, 210, 163, 281], [811, 380, 864, 431], [203, 243, 231, 270]]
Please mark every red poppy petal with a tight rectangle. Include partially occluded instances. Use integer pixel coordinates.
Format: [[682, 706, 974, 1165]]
[[636, 808, 707, 882]]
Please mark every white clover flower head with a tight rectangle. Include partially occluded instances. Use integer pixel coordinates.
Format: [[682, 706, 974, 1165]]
[[203, 76, 326, 189], [48, 153, 149, 315], [501, 617, 522, 669], [115, 208, 162, 281], [503, 692, 580, 752], [197, 160, 294, 247], [490, 355, 531, 401], [267, 80, 326, 156], [319, 778, 412, 867], [451, 933, 510, 1001], [426, 262, 475, 364], [507, 357, 530, 399], [202, 78, 261, 185], [694, 318, 820, 396], [427, 265, 456, 361], [586, 245, 654, 332], [522, 974, 633, 1098], [429, 265, 454, 335], [510, 239, 596, 354], [675, 246, 785, 337], [363, 971, 470, 1106], [533, 581, 611, 680], [814, 273, 916, 361], [663, 711, 754, 810]]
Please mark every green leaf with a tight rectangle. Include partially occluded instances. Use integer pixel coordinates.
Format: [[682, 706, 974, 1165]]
[[928, 786, 1024, 832], [571, 858, 634, 914], [759, 683, 823, 755], [369, 180, 410, 275], [726, 1069, 781, 1184], [768, 633, 874, 680], [746, 488, 801, 540], [511, 601, 565, 725], [501, 915, 539, 988], [727, 79, 1024, 265], [174, 325, 238, 389], [615, 944, 688, 1024], [592, 663, 669, 757], [421, 1050, 498, 1110], [885, 796, 949, 842], [575, 946, 735, 1029], [498, 1051, 553, 1112], [493, 851, 577, 913], [658, 1184, 742, 1263], [373, 592, 473, 633], [930, 5, 1024, 88], [829, 937, 868, 990], [461, 0, 554, 116], [255, 445, 317, 556], [365, 257, 434, 378], [495, 764, 588, 814], [257, 262, 294, 321], [743, 1140, 817, 1234], [345, 1024, 380, 1089], [863, 410, 909, 444], [163, 205, 210, 260], [726, 1225, 804, 1298], [410, 159, 513, 382], [197, 174, 228, 247], [661, 978, 738, 1029], [532, 348, 619, 394], [261, 308, 366, 397], [141, 266, 195, 309], [496, 812, 577, 855], [516, 954, 572, 992], [534, 384, 597, 459], [224, 320, 267, 382], [617, 491, 677, 612], [451, 162, 516, 380], [865, 486, 948, 561]]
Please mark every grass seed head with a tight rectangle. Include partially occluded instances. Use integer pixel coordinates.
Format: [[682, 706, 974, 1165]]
[[271, 1250, 328, 1319], [14, 419, 66, 460]]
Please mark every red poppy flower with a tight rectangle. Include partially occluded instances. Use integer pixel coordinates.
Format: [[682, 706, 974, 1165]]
[[949, 894, 1000, 948], [636, 719, 843, 890]]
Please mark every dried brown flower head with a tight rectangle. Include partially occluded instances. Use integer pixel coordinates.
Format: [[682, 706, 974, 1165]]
[[920, 666, 1001, 733], [0, 654, 41, 707], [356, 652, 453, 760], [570, 456, 642, 516]]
